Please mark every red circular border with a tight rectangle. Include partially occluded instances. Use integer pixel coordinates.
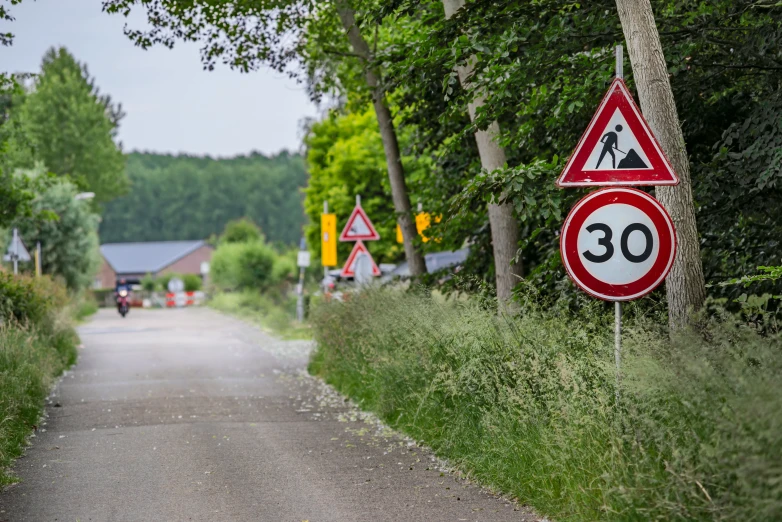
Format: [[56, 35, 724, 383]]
[[560, 188, 676, 301]]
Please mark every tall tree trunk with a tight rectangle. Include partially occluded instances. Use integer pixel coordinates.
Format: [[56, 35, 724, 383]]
[[442, 0, 522, 311], [615, 0, 706, 328], [336, 5, 427, 276]]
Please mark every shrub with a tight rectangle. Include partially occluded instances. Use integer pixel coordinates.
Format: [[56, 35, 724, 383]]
[[220, 217, 263, 244], [141, 273, 156, 292], [237, 242, 275, 290], [309, 289, 782, 521], [210, 242, 245, 290], [182, 273, 202, 292], [271, 254, 298, 286], [0, 275, 78, 484]]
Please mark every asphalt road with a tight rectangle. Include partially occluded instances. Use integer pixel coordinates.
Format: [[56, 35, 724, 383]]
[[0, 308, 537, 522]]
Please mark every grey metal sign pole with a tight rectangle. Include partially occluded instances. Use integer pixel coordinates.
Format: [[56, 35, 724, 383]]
[[296, 237, 306, 322], [614, 45, 623, 405]]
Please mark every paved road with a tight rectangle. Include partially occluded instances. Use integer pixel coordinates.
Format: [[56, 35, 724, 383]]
[[0, 308, 536, 522]]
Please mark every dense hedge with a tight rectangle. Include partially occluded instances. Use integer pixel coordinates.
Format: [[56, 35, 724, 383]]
[[0, 275, 79, 485], [309, 289, 782, 521]]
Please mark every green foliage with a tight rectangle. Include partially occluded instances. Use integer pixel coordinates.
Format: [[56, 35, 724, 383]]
[[0, 275, 78, 484], [182, 273, 202, 292], [311, 289, 782, 521], [99, 152, 307, 245], [157, 272, 175, 292], [13, 47, 127, 204], [237, 242, 276, 290], [13, 174, 101, 291], [141, 273, 156, 292], [220, 217, 264, 244], [209, 290, 311, 340]]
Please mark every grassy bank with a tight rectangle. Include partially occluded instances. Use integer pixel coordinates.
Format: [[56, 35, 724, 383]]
[[0, 275, 80, 485], [209, 290, 312, 340], [309, 289, 782, 521]]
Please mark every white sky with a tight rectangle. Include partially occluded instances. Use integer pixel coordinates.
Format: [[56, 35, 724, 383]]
[[2, 0, 319, 157]]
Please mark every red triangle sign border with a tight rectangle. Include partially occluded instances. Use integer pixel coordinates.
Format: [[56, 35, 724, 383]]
[[340, 240, 381, 278], [557, 78, 680, 187], [339, 204, 380, 242]]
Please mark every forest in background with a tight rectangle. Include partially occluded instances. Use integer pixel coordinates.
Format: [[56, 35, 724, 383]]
[[99, 151, 308, 246]]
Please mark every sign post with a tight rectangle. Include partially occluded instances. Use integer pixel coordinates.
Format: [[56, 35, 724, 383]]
[[558, 46, 679, 404], [296, 237, 309, 322]]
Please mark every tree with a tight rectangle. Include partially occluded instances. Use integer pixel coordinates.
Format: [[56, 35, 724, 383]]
[[614, 0, 706, 327], [16, 47, 128, 204], [103, 0, 427, 275], [221, 218, 264, 244], [14, 171, 101, 291], [441, 0, 522, 311], [303, 106, 430, 264], [99, 152, 308, 245]]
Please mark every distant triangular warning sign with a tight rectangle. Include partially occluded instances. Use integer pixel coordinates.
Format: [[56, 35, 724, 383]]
[[557, 78, 679, 187], [4, 228, 31, 262], [340, 241, 381, 277], [339, 204, 380, 241]]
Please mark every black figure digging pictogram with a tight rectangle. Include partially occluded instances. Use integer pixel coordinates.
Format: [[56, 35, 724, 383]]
[[596, 124, 649, 169]]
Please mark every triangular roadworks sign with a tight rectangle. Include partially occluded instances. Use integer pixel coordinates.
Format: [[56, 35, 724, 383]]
[[340, 241, 381, 277], [339, 204, 380, 241], [557, 78, 679, 187]]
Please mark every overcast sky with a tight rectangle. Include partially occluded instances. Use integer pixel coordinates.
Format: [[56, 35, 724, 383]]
[[3, 0, 319, 157]]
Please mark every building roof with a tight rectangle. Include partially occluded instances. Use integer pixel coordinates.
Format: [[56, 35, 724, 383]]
[[100, 240, 208, 274]]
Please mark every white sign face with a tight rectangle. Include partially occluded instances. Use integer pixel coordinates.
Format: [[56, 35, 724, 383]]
[[297, 251, 311, 268], [200, 261, 210, 274], [584, 109, 652, 171], [576, 203, 659, 286], [167, 277, 184, 293]]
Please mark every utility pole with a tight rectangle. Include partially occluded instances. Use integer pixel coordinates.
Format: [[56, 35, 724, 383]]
[[614, 0, 706, 328]]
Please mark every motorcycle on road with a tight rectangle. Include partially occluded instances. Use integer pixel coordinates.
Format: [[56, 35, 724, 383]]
[[116, 288, 130, 318]]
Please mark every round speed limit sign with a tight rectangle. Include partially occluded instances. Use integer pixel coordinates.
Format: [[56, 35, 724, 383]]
[[560, 188, 676, 301]]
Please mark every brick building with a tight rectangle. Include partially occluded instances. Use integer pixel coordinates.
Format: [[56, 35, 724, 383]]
[[96, 240, 213, 289]]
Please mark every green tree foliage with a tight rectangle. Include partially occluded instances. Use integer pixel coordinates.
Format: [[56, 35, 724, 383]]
[[99, 152, 307, 245], [220, 217, 264, 245], [13, 172, 101, 291], [182, 273, 202, 292], [13, 47, 127, 204], [303, 107, 426, 264]]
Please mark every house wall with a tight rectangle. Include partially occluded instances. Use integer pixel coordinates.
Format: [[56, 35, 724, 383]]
[[97, 258, 117, 289], [159, 245, 213, 277]]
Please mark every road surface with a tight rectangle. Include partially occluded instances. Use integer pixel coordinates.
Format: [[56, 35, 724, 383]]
[[0, 308, 536, 521]]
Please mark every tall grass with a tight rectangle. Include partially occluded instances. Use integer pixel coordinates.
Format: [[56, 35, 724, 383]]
[[0, 276, 79, 485], [209, 290, 311, 339], [309, 289, 782, 521]]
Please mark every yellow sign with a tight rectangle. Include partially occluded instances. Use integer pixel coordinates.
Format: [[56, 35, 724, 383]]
[[321, 213, 337, 266], [396, 213, 441, 244], [416, 213, 441, 243]]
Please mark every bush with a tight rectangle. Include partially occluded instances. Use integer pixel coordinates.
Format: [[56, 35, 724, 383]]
[[0, 275, 78, 484], [237, 242, 276, 290], [0, 273, 64, 329], [210, 242, 245, 290], [220, 217, 263, 244], [271, 254, 298, 286], [182, 273, 202, 292], [141, 273, 156, 292], [309, 289, 782, 521]]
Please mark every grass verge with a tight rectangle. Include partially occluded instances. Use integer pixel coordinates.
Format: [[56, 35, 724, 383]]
[[0, 276, 80, 486], [309, 288, 782, 521], [209, 290, 312, 340]]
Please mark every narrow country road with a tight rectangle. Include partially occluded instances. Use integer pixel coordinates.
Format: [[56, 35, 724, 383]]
[[0, 308, 535, 522]]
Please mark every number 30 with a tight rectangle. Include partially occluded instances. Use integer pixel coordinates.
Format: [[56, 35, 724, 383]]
[[582, 223, 653, 263]]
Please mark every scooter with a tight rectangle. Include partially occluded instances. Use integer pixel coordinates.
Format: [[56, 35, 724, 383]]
[[116, 289, 130, 318]]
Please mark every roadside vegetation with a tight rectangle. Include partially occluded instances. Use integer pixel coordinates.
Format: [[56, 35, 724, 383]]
[[207, 218, 313, 339], [310, 288, 782, 521], [0, 275, 81, 485]]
